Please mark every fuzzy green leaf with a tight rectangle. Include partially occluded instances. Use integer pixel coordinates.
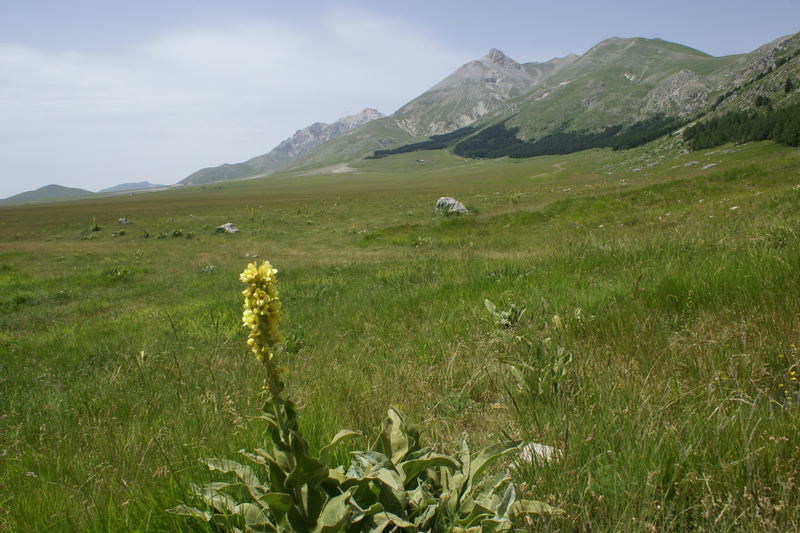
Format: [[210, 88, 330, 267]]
[[377, 408, 419, 464], [399, 454, 460, 484], [319, 429, 361, 459], [469, 441, 520, 484], [202, 457, 262, 487], [371, 511, 415, 531], [478, 517, 513, 532], [167, 504, 212, 522], [235, 502, 272, 526], [494, 483, 515, 519], [313, 489, 354, 533], [193, 484, 239, 515], [509, 499, 564, 516], [259, 492, 293, 520]]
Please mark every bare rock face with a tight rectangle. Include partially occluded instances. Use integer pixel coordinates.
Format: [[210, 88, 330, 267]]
[[644, 70, 709, 114], [394, 49, 548, 137], [435, 197, 469, 215], [273, 108, 385, 158], [215, 222, 239, 234], [721, 34, 796, 88]]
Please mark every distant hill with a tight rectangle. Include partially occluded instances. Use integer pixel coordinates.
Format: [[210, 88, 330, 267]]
[[179, 108, 385, 186], [99, 181, 166, 193], [0, 184, 94, 205]]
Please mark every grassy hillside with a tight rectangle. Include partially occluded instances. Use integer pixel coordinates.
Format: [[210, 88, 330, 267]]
[[1, 184, 95, 204], [282, 117, 415, 172], [1, 140, 800, 531], [506, 38, 748, 139]]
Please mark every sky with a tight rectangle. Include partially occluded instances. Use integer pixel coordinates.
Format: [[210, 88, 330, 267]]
[[0, 1, 798, 199]]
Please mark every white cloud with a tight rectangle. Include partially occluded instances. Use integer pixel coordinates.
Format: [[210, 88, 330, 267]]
[[0, 9, 468, 197]]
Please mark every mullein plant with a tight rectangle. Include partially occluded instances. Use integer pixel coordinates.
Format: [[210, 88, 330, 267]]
[[170, 261, 562, 532]]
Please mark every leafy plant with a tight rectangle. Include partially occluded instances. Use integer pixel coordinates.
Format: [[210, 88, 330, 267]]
[[507, 338, 572, 402], [104, 265, 139, 282], [484, 299, 526, 329], [170, 262, 562, 531]]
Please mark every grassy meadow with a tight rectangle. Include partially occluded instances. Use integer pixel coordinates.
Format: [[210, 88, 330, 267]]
[[1, 139, 800, 531]]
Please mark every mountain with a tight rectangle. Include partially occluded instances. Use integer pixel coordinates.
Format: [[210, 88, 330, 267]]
[[502, 37, 748, 139], [709, 33, 800, 114], [5, 33, 798, 204], [277, 49, 576, 172], [179, 108, 384, 186], [291, 32, 800, 167], [99, 181, 166, 193], [392, 48, 576, 137], [287, 38, 748, 168], [1, 184, 94, 204], [277, 118, 415, 173], [181, 49, 577, 179]]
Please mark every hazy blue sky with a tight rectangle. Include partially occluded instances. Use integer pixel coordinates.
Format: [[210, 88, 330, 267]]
[[1, 1, 798, 198]]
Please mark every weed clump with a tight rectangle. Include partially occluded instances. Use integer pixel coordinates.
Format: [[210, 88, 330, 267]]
[[171, 262, 562, 531]]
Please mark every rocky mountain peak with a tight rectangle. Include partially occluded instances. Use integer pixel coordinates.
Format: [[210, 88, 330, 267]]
[[481, 48, 521, 70], [336, 108, 385, 130], [271, 109, 384, 158]]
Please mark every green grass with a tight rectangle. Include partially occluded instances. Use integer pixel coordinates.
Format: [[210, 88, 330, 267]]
[[1, 140, 800, 531]]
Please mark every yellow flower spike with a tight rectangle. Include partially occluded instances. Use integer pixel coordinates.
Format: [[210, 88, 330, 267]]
[[240, 260, 282, 363]]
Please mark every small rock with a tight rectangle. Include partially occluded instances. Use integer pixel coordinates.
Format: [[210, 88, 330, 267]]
[[215, 222, 239, 233], [118, 217, 129, 224], [516, 442, 562, 465], [435, 197, 469, 216], [701, 163, 718, 170]]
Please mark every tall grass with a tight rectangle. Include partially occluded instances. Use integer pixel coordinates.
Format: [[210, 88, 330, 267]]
[[1, 141, 799, 530]]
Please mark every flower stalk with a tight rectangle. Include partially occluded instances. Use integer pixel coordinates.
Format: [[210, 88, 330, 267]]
[[239, 261, 292, 446]]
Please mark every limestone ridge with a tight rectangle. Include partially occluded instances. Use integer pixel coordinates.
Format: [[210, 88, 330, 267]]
[[180, 108, 384, 186], [392, 49, 576, 137], [272, 108, 385, 159]]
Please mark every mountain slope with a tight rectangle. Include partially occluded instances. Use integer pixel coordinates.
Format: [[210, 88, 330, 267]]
[[708, 32, 800, 114], [99, 181, 166, 193], [186, 31, 800, 178], [323, 33, 800, 164], [392, 49, 575, 137], [283, 49, 575, 171], [280, 118, 415, 172], [180, 108, 384, 185], [505, 37, 749, 139]]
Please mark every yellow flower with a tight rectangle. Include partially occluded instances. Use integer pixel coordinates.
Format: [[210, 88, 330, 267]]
[[240, 260, 282, 362]]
